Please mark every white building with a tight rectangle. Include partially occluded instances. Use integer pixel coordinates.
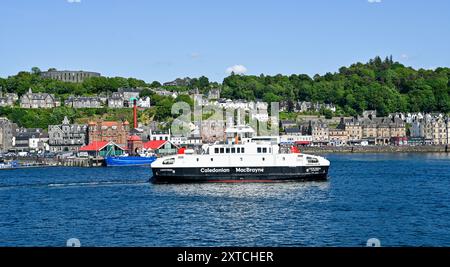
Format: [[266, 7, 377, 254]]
[[137, 96, 151, 108], [149, 129, 171, 141], [280, 135, 313, 145]]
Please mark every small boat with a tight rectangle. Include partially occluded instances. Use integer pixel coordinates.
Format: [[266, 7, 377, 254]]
[[105, 156, 157, 167], [0, 160, 20, 170]]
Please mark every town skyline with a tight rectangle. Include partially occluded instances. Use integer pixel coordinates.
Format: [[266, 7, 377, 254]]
[[1, 0, 449, 82]]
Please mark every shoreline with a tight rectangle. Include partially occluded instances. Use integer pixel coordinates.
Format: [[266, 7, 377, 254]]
[[300, 145, 450, 154]]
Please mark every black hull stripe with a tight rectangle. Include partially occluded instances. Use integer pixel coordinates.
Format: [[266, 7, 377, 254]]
[[151, 166, 329, 183]]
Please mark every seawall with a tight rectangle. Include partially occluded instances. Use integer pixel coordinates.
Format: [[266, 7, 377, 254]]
[[300, 145, 450, 154]]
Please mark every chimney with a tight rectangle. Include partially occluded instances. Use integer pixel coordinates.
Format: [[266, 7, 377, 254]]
[[133, 99, 138, 129]]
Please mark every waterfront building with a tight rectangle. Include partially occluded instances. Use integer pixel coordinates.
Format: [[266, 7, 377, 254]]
[[338, 117, 363, 144], [142, 140, 178, 155], [0, 117, 17, 152], [309, 121, 329, 146], [88, 120, 130, 147], [48, 117, 88, 152], [64, 96, 103, 108], [149, 129, 171, 141], [329, 128, 348, 146], [280, 134, 312, 146], [79, 141, 126, 157], [410, 114, 450, 145], [13, 128, 48, 152], [40, 70, 101, 83], [358, 112, 406, 145]]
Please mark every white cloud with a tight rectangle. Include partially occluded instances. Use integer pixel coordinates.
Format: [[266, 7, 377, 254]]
[[368, 0, 382, 3], [190, 52, 201, 59], [67, 0, 81, 3], [226, 65, 248, 75], [401, 54, 409, 60]]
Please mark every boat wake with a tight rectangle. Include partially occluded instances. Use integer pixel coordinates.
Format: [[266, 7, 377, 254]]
[[0, 180, 148, 190]]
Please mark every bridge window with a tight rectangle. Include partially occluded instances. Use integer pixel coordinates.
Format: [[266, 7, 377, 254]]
[[226, 148, 230, 153], [214, 148, 219, 154], [220, 148, 224, 154], [237, 147, 241, 153], [262, 147, 267, 153], [242, 148, 245, 153], [231, 148, 236, 153], [162, 158, 175, 165], [257, 147, 262, 153]]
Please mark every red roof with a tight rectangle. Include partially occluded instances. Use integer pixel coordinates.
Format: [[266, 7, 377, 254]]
[[79, 141, 126, 152], [143, 140, 167, 150]]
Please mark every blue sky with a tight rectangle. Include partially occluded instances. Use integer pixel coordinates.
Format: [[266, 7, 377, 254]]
[[0, 0, 449, 82]]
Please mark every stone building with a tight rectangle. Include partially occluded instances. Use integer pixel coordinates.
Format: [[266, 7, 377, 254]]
[[308, 121, 329, 145], [411, 114, 450, 145], [328, 128, 348, 146], [88, 120, 130, 146], [118, 88, 141, 107], [13, 128, 48, 152], [338, 117, 362, 144], [201, 119, 226, 143], [207, 88, 220, 100], [0, 89, 18, 107], [20, 88, 60, 108], [65, 96, 102, 108], [0, 117, 17, 152], [40, 70, 101, 83], [48, 117, 88, 152], [107, 92, 125, 108]]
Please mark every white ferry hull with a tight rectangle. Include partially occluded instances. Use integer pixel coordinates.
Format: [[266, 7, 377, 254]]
[[151, 165, 329, 183]]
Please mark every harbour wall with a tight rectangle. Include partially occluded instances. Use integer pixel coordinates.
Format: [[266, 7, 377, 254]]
[[300, 145, 450, 154]]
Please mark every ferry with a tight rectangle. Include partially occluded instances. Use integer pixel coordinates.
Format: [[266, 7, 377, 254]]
[[150, 125, 330, 183]]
